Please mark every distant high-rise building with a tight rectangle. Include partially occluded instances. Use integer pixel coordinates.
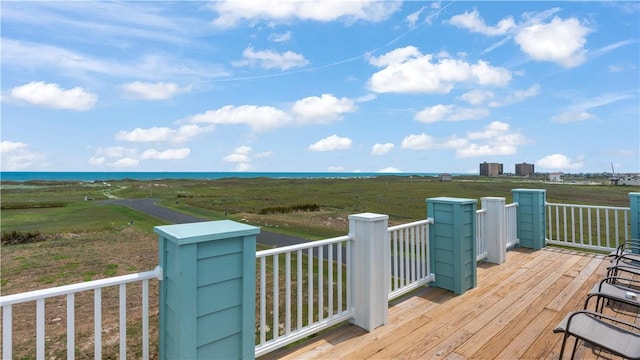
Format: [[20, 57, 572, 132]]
[[515, 163, 535, 176], [479, 162, 503, 176]]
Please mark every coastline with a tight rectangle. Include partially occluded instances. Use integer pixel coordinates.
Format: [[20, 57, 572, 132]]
[[0, 171, 447, 182]]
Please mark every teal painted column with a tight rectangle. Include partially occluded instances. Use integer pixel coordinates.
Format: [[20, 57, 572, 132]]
[[630, 193, 640, 253], [155, 220, 260, 360], [512, 189, 546, 250], [427, 197, 477, 295]]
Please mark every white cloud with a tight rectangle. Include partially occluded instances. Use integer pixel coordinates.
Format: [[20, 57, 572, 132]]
[[401, 121, 528, 158], [186, 94, 358, 132], [328, 166, 345, 171], [187, 105, 291, 132], [355, 93, 377, 103], [309, 135, 352, 151], [140, 148, 190, 160], [223, 146, 254, 171], [269, 31, 292, 42], [233, 47, 309, 70], [448, 9, 516, 36], [448, 8, 592, 68], [291, 94, 356, 124], [551, 111, 596, 123], [88, 156, 106, 166], [401, 133, 438, 150], [2, 39, 229, 82], [488, 84, 540, 107], [90, 145, 190, 168], [1, 141, 43, 170], [255, 151, 272, 159], [536, 153, 584, 170], [467, 121, 510, 139], [415, 104, 489, 123], [515, 16, 590, 68], [208, 0, 401, 28], [551, 91, 635, 123], [589, 39, 635, 59], [115, 124, 213, 143], [406, 6, 426, 28], [459, 89, 495, 105], [111, 157, 139, 168], [122, 81, 191, 100], [10, 81, 97, 111], [378, 167, 401, 173], [94, 146, 135, 159], [608, 65, 625, 73], [401, 133, 469, 151], [371, 143, 394, 155], [368, 46, 511, 94], [456, 144, 518, 158], [457, 121, 527, 157]]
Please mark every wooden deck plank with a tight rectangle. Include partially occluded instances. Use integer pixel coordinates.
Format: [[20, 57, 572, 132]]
[[461, 273, 573, 359], [256, 248, 640, 360], [409, 251, 580, 360], [522, 255, 612, 359], [319, 250, 537, 359], [546, 255, 605, 311], [367, 250, 561, 359]]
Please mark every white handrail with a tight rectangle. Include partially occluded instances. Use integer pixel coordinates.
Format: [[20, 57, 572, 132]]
[[388, 219, 435, 300], [1, 266, 162, 360], [255, 236, 353, 357], [545, 202, 630, 251], [0, 266, 162, 306], [256, 235, 352, 257], [388, 218, 434, 231]]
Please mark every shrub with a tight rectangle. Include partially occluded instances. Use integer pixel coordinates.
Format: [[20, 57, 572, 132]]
[[259, 203, 320, 215], [1, 230, 46, 245]]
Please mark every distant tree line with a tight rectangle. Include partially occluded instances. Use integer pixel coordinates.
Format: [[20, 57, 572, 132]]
[[259, 203, 320, 215]]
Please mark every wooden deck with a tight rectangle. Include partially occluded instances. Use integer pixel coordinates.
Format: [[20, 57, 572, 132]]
[[260, 247, 639, 360]]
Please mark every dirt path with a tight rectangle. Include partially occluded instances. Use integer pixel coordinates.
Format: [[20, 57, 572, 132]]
[[99, 198, 310, 247]]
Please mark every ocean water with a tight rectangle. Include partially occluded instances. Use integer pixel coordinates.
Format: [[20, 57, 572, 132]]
[[0, 171, 441, 182]]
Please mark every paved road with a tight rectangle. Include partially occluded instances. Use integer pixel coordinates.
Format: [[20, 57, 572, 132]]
[[99, 198, 310, 247]]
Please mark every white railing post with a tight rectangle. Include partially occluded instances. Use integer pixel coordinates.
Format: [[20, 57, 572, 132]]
[[348, 212, 389, 332], [481, 197, 506, 264]]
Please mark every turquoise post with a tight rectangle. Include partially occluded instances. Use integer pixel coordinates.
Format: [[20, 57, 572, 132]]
[[512, 189, 546, 250], [426, 197, 477, 295], [155, 220, 260, 360], [630, 193, 640, 253]]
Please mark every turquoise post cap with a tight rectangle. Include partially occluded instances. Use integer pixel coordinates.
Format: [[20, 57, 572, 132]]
[[154, 220, 260, 245], [426, 197, 477, 204]]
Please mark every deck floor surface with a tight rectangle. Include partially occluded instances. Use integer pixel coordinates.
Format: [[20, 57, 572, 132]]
[[260, 247, 639, 360]]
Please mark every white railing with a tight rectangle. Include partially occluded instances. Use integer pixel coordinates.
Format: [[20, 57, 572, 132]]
[[476, 209, 488, 261], [254, 235, 353, 357], [388, 219, 435, 300], [505, 203, 519, 248], [546, 202, 630, 252], [0, 266, 162, 360]]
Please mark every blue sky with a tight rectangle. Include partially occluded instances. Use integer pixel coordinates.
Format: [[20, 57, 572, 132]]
[[1, 1, 638, 174]]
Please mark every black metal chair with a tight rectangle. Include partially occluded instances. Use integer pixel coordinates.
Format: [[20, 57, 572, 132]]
[[553, 310, 640, 359], [583, 276, 640, 313]]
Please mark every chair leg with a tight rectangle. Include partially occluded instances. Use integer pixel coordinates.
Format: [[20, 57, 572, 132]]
[[570, 337, 580, 360], [558, 333, 569, 359]]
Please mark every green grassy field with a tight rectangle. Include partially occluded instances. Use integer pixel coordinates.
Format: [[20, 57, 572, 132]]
[[1, 175, 634, 238]]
